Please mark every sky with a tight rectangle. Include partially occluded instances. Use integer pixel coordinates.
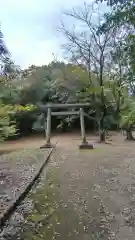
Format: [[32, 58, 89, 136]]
[[0, 0, 107, 69]]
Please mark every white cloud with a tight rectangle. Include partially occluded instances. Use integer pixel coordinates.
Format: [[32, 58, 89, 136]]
[[0, 0, 97, 68], [23, 39, 63, 68]]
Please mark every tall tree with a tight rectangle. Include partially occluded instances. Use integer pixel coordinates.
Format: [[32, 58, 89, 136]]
[[60, 3, 116, 141], [0, 28, 9, 67]]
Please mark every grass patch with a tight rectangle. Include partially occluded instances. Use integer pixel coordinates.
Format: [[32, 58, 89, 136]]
[[21, 165, 61, 240]]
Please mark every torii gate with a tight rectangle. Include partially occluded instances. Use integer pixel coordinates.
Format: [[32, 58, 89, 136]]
[[40, 103, 93, 149]]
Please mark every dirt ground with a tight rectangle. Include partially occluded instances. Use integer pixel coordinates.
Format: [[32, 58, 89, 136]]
[[0, 134, 46, 154], [2, 132, 135, 240], [0, 131, 124, 154], [47, 136, 135, 240]]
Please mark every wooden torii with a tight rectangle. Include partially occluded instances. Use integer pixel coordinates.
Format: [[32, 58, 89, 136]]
[[40, 103, 93, 149]]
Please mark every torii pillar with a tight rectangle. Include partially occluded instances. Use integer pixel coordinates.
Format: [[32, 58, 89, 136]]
[[79, 108, 93, 149]]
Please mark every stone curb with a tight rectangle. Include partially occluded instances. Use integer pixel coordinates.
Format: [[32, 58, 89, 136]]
[[0, 146, 55, 230]]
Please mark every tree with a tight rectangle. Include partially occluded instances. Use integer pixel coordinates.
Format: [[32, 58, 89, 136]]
[[96, 0, 135, 137], [0, 29, 17, 140], [60, 3, 116, 141], [2, 57, 21, 81], [0, 28, 9, 62], [97, 0, 129, 6], [120, 95, 135, 140]]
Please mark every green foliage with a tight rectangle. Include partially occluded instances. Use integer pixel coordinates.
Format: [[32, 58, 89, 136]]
[[0, 103, 37, 141], [120, 98, 135, 130], [10, 58, 131, 135], [0, 105, 16, 141], [97, 0, 128, 5]]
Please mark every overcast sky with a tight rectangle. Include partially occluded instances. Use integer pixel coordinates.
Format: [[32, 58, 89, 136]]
[[0, 0, 107, 69]]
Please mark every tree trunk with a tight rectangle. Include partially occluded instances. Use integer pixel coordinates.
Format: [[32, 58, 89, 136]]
[[100, 130, 105, 142], [99, 54, 106, 143], [126, 129, 135, 141], [99, 117, 106, 142]]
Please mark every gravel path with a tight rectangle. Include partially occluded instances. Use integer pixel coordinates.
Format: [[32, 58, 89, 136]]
[[0, 148, 51, 219], [50, 141, 135, 240], [2, 135, 135, 239]]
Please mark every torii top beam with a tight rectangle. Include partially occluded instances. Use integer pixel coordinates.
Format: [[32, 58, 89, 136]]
[[39, 103, 90, 110]]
